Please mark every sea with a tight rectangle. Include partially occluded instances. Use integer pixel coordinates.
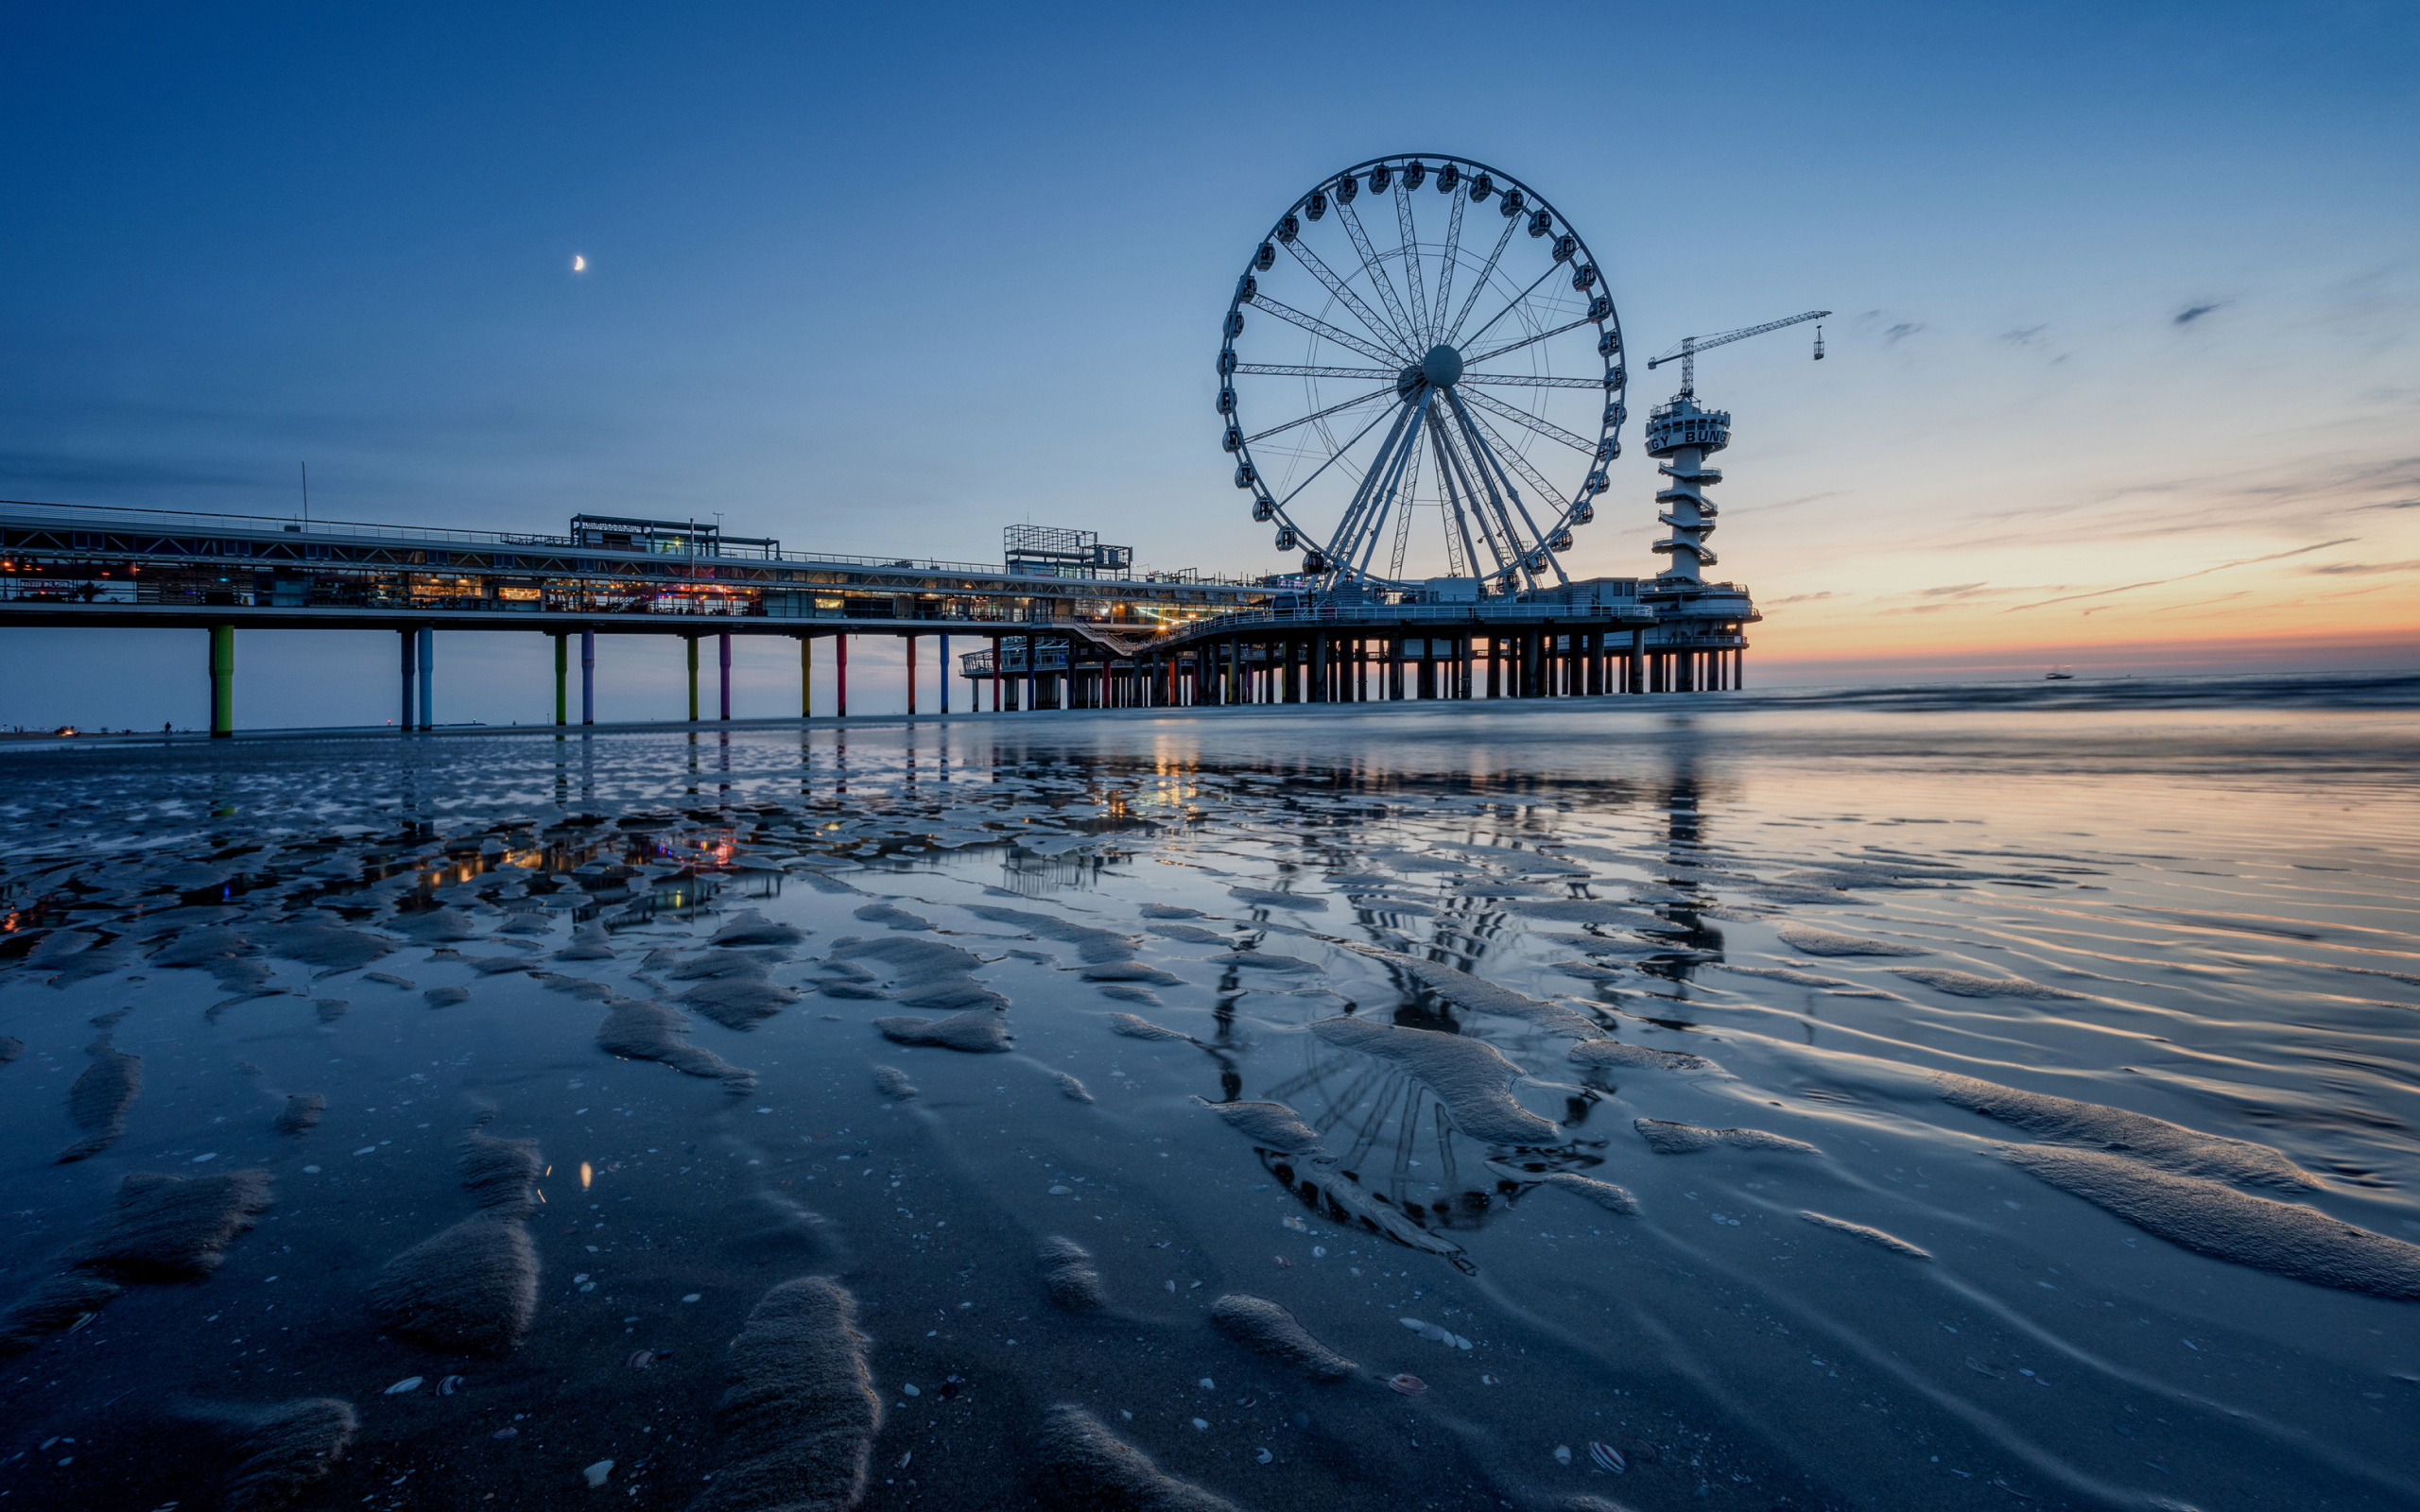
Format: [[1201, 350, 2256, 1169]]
[[1, 672, 2415, 1511]]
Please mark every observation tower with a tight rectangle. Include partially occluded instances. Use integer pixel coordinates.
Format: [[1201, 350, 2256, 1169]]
[[1632, 309, 1824, 691], [1646, 395, 1728, 584]]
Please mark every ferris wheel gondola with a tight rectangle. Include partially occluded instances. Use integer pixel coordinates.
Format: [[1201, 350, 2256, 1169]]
[[1217, 154, 1625, 596]]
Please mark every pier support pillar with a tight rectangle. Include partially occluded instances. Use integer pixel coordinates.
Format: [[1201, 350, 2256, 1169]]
[[990, 636, 1003, 712], [1311, 634, 1328, 702], [208, 624, 234, 737], [799, 634, 813, 718], [399, 629, 415, 730], [718, 633, 732, 720], [838, 636, 849, 717], [941, 634, 950, 713], [1630, 628, 1645, 695], [906, 634, 918, 717], [416, 627, 434, 730], [554, 633, 568, 726], [581, 631, 596, 724], [684, 636, 700, 721]]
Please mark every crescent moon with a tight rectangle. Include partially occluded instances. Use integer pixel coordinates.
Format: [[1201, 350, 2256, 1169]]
[[572, 254, 586, 272]]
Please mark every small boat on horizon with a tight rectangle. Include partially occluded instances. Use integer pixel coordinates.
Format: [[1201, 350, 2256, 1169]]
[[2045, 666, 2075, 680]]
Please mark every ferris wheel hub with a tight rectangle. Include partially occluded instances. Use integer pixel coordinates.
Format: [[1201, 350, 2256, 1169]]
[[1420, 344, 1464, 389]]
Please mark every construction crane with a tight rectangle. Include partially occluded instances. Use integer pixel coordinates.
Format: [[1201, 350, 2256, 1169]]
[[1647, 310, 1830, 398]]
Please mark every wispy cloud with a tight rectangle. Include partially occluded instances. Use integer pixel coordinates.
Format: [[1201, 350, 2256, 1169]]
[[1884, 322, 1925, 344], [2173, 301, 2228, 325], [2004, 539, 2360, 612], [1733, 490, 1848, 516], [2305, 558, 2420, 576], [2001, 325, 2048, 345], [1768, 591, 1840, 606]]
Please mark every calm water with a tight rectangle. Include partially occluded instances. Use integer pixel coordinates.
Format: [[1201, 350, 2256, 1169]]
[[3, 675, 2416, 1511]]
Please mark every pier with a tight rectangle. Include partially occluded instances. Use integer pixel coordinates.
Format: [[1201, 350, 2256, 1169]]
[[1, 502, 1755, 734]]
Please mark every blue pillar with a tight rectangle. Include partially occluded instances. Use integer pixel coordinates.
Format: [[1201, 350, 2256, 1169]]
[[580, 630, 596, 724], [399, 629, 415, 731], [416, 627, 434, 730]]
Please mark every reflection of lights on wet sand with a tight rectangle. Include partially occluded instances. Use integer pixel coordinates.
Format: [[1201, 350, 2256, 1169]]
[[579, 1161, 593, 1190]]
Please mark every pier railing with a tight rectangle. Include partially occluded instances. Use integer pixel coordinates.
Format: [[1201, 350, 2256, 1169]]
[[1146, 600, 1657, 640], [0, 500, 1269, 587]]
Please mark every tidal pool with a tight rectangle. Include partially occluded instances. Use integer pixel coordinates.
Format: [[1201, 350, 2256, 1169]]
[[1, 677, 2415, 1510]]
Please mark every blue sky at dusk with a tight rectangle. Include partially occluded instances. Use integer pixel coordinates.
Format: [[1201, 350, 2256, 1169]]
[[3, 1, 2414, 729]]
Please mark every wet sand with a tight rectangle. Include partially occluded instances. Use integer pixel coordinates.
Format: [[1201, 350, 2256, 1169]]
[[1, 678, 2416, 1510]]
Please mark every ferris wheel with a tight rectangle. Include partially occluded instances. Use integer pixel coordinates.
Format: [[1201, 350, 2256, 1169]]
[[1218, 155, 1625, 596]]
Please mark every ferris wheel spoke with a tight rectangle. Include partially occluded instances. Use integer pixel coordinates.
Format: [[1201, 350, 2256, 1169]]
[[1461, 312, 1597, 368], [1335, 198, 1421, 352], [1328, 394, 1426, 576], [1445, 215, 1522, 344], [1441, 444, 1479, 579], [1449, 391, 1569, 587], [1385, 455, 1417, 581], [1392, 182, 1428, 338], [1336, 389, 1423, 577], [1452, 269, 1567, 352], [1460, 402, 1574, 518], [1271, 395, 1412, 511], [1283, 238, 1415, 358], [1427, 191, 1468, 344], [1243, 384, 1397, 445], [1429, 406, 1514, 579], [1432, 407, 1517, 574], [1458, 386, 1598, 454], [1462, 373, 1599, 389], [1247, 294, 1403, 369], [1233, 364, 1397, 380]]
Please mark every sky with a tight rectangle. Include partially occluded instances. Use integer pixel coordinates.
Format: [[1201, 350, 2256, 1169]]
[[2, 0, 2415, 729]]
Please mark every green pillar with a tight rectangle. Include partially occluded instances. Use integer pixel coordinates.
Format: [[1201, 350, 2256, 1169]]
[[686, 635, 700, 722], [209, 625, 234, 738], [553, 632, 568, 726]]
